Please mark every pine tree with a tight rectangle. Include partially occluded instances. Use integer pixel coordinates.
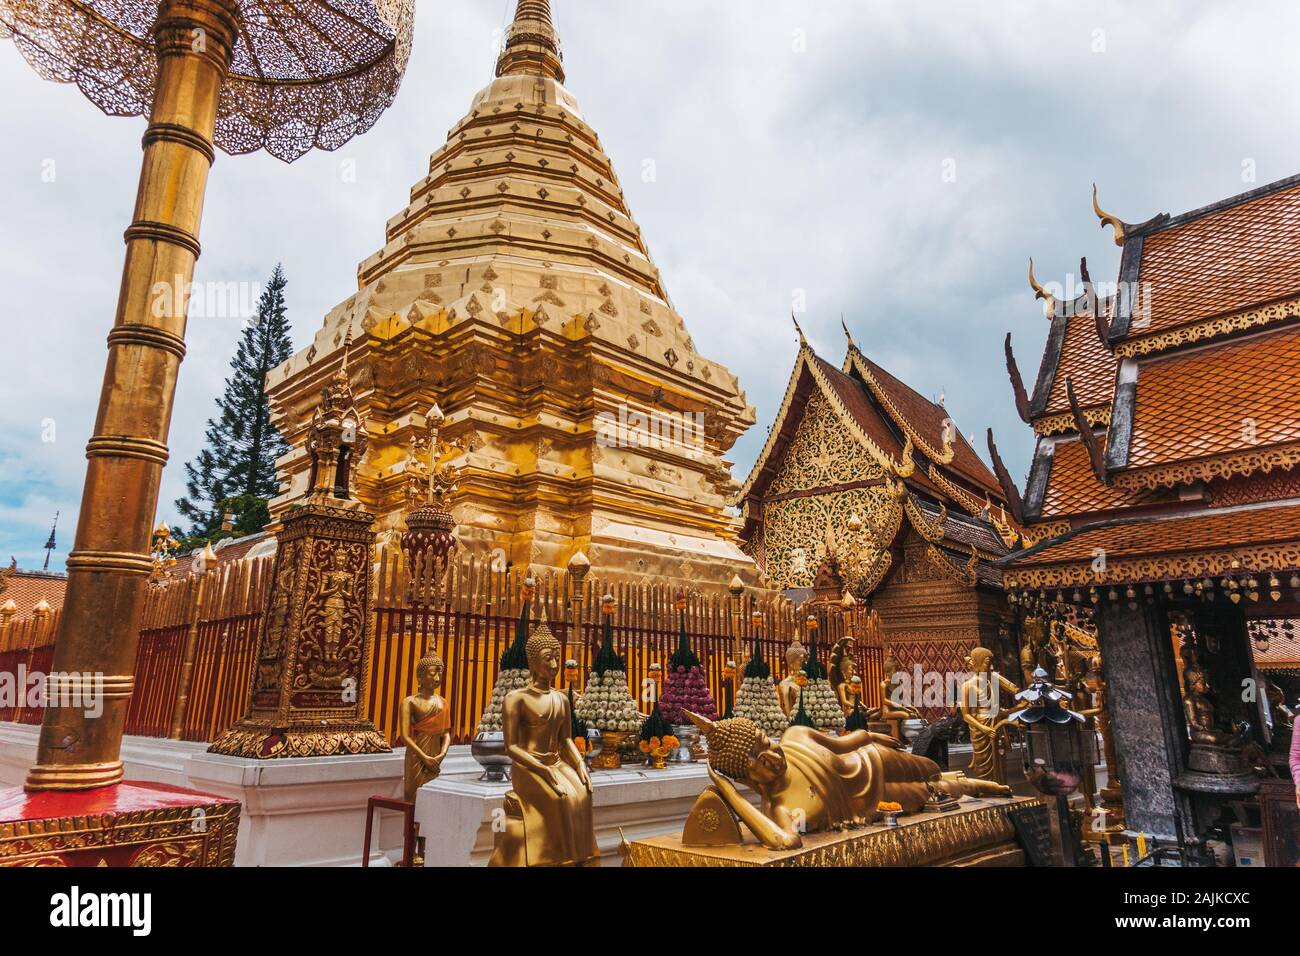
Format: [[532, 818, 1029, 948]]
[[175, 265, 294, 544]]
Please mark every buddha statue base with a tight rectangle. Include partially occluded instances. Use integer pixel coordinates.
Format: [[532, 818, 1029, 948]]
[[625, 796, 1048, 867]]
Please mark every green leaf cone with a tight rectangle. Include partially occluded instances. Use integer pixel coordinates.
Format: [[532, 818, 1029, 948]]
[[592, 611, 627, 675], [845, 700, 870, 732], [640, 701, 674, 742], [500, 601, 530, 670], [742, 636, 770, 679], [790, 688, 817, 729], [668, 612, 700, 670]]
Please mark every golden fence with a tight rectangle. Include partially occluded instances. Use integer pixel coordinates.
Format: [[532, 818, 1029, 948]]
[[0, 610, 60, 725], [1, 549, 885, 747]]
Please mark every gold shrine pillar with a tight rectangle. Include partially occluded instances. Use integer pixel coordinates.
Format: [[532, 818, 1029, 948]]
[[210, 364, 389, 759]]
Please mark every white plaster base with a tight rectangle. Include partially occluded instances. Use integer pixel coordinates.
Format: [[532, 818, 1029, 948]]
[[415, 760, 760, 867], [0, 722, 418, 867]]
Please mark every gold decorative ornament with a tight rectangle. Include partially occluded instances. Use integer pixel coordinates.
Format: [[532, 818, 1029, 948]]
[[489, 611, 598, 867], [208, 385, 389, 760], [1092, 183, 1127, 247], [1028, 257, 1056, 318], [1116, 294, 1300, 357]]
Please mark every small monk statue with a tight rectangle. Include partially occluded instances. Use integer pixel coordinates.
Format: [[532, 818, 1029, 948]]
[[489, 613, 598, 867], [397, 652, 452, 802], [687, 712, 1010, 850], [777, 638, 808, 717], [958, 647, 1021, 786]]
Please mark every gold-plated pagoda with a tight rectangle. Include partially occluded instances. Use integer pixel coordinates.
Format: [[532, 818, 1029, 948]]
[[265, 0, 754, 585], [496, 0, 565, 83]]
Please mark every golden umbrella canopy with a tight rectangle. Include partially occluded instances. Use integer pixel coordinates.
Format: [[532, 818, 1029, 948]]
[[1, 0, 416, 793], [0, 0, 414, 161]]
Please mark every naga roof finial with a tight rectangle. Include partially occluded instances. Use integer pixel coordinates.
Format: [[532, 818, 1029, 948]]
[[841, 314, 857, 351], [1092, 183, 1127, 247], [1027, 257, 1056, 320], [792, 312, 808, 348]]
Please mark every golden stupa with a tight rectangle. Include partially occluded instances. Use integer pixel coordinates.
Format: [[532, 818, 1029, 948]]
[[266, 1, 756, 581]]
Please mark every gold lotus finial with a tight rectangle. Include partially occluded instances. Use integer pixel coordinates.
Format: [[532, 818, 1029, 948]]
[[1092, 183, 1126, 247], [1027, 258, 1055, 319]]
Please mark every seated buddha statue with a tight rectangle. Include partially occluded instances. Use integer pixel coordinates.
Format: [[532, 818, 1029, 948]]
[[397, 652, 452, 802], [867, 651, 922, 726], [1183, 660, 1229, 746], [828, 638, 859, 715], [777, 638, 808, 717], [489, 614, 599, 867], [686, 712, 1011, 851]]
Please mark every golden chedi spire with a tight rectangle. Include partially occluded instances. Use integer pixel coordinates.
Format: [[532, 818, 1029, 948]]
[[266, 0, 756, 587], [497, 0, 565, 83]]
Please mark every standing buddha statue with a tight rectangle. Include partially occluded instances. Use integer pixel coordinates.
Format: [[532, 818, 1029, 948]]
[[397, 652, 451, 802]]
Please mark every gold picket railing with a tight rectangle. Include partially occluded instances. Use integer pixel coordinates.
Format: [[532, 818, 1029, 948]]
[[1, 548, 885, 747]]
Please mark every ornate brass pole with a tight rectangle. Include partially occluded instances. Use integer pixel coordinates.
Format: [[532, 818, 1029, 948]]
[[728, 575, 745, 700], [24, 0, 240, 792], [567, 551, 591, 664], [169, 541, 216, 740]]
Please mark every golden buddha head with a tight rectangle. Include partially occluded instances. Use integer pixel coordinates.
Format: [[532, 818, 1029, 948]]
[[416, 652, 444, 694], [526, 616, 562, 685], [685, 712, 787, 785], [785, 639, 807, 672]]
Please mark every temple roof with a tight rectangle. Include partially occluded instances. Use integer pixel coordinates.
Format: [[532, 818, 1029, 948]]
[[844, 346, 1002, 499], [0, 570, 66, 621], [1107, 323, 1300, 489], [1036, 299, 1116, 428], [737, 335, 1000, 513], [1115, 174, 1300, 348], [1002, 499, 1300, 590], [1025, 434, 1151, 520]]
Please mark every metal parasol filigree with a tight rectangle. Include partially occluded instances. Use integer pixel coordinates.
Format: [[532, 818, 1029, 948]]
[[0, 0, 414, 162]]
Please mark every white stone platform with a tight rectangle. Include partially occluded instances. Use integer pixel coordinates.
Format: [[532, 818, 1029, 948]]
[[415, 759, 759, 867]]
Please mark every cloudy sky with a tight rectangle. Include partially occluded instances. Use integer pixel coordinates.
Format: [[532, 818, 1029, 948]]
[[3, 0, 1299, 570]]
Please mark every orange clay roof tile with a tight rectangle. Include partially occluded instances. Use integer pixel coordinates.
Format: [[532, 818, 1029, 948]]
[[1, 572, 67, 620], [1007, 501, 1300, 570], [1039, 437, 1147, 518], [1126, 324, 1300, 469], [1044, 309, 1117, 416], [1130, 181, 1300, 338]]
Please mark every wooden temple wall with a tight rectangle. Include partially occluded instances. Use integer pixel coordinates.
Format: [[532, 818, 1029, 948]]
[[1, 551, 884, 746], [868, 538, 1013, 720]]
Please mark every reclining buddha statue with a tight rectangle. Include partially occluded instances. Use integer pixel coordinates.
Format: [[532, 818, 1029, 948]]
[[685, 711, 1011, 851]]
